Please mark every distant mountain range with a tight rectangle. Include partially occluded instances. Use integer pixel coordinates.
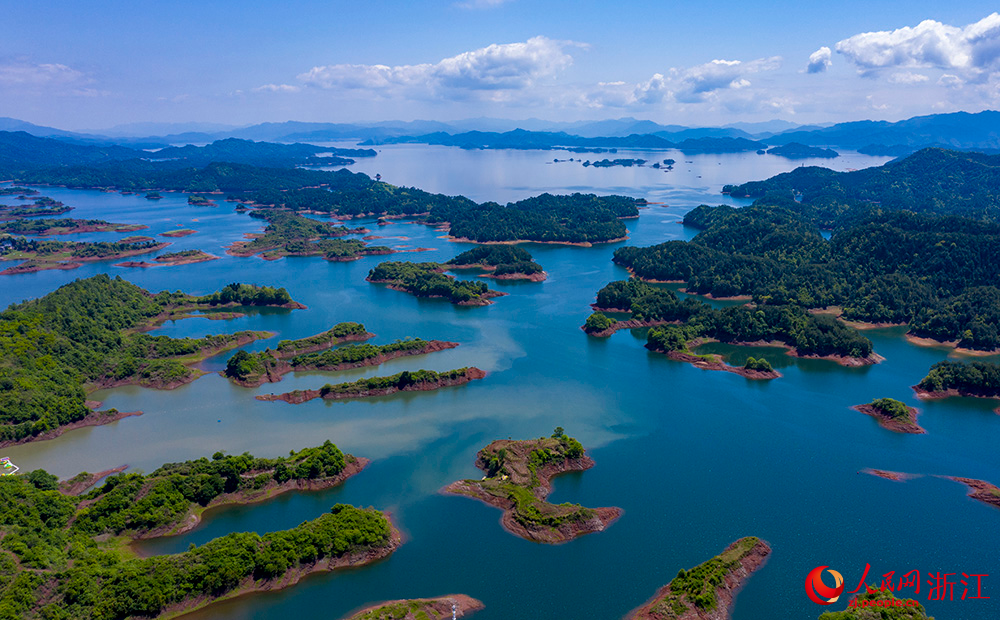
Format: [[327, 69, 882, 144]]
[[3, 110, 1000, 155]]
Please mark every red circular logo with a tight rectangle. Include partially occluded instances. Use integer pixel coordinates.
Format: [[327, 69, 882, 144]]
[[805, 566, 845, 605]]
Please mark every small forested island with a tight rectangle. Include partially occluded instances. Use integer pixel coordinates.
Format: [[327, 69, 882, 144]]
[[0, 186, 38, 196], [0, 235, 170, 274], [0, 275, 304, 446], [0, 217, 147, 235], [145, 191, 162, 200], [817, 589, 932, 620], [0, 202, 73, 220], [159, 228, 196, 237], [115, 249, 219, 268], [626, 537, 771, 620], [914, 361, 1000, 410], [852, 398, 924, 434], [344, 595, 484, 620], [187, 194, 218, 206], [0, 443, 400, 620], [445, 245, 545, 281], [765, 142, 839, 159], [442, 429, 622, 544], [583, 158, 646, 167], [367, 261, 506, 305], [258, 367, 486, 404], [222, 323, 459, 388], [591, 279, 877, 366], [227, 209, 389, 261]]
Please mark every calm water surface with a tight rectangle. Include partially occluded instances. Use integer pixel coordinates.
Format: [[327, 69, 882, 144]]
[[3, 146, 997, 619]]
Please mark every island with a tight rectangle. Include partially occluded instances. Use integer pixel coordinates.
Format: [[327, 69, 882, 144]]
[[647, 327, 783, 380], [344, 595, 484, 620], [625, 537, 771, 620], [0, 236, 171, 274], [860, 468, 919, 482], [0, 443, 400, 620], [0, 186, 38, 196], [160, 228, 197, 237], [590, 279, 878, 367], [583, 158, 646, 167], [367, 261, 507, 305], [0, 275, 306, 446], [257, 367, 486, 404], [445, 245, 546, 281], [226, 209, 390, 261], [0, 217, 147, 235], [765, 142, 839, 159], [913, 361, 1000, 412], [851, 398, 924, 434], [0, 202, 73, 220], [442, 429, 622, 544], [145, 191, 162, 200], [114, 249, 220, 268], [187, 195, 218, 206]]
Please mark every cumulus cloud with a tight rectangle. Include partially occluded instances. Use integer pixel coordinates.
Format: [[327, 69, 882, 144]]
[[835, 13, 1000, 79], [806, 47, 832, 73], [298, 36, 576, 98], [582, 57, 781, 109]]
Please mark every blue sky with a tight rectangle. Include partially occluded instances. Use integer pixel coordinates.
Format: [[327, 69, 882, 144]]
[[3, 1, 1000, 130]]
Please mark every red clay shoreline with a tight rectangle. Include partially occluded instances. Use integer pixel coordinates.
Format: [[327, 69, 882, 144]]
[[0, 409, 142, 449], [257, 367, 487, 404], [852, 403, 925, 434], [342, 594, 484, 620]]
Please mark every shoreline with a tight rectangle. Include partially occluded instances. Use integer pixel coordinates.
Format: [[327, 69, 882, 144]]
[[905, 333, 1000, 356], [583, 318, 674, 337], [945, 476, 1000, 511], [851, 404, 925, 434], [0, 409, 142, 449], [0, 241, 172, 275], [59, 465, 130, 495], [342, 595, 484, 620], [665, 350, 782, 380], [860, 468, 919, 482], [912, 386, 1000, 414], [443, 234, 629, 248]]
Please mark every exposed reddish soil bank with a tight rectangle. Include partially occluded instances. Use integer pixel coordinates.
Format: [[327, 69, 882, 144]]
[[228, 340, 459, 388], [59, 465, 129, 496], [115, 251, 220, 268], [137, 457, 371, 540], [367, 280, 508, 306], [0, 409, 142, 449], [860, 468, 919, 482], [159, 517, 403, 620], [665, 351, 782, 380], [442, 438, 622, 544], [160, 229, 197, 237], [16, 222, 148, 235], [446, 263, 547, 282], [852, 404, 924, 434], [0, 242, 172, 275], [912, 386, 1000, 414], [626, 538, 772, 620], [583, 318, 674, 337], [343, 595, 484, 620], [946, 476, 1000, 511], [257, 367, 487, 404], [271, 330, 374, 359]]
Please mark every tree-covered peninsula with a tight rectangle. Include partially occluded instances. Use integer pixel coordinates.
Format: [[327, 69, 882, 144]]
[[0, 275, 303, 446], [914, 361, 1000, 409], [0, 443, 399, 620], [445, 245, 545, 281], [222, 322, 459, 388], [0, 218, 146, 236], [367, 261, 506, 305], [626, 537, 770, 620], [591, 279, 875, 365], [257, 367, 486, 405], [612, 201, 1000, 351], [442, 429, 622, 544], [0, 236, 170, 274], [227, 209, 390, 261]]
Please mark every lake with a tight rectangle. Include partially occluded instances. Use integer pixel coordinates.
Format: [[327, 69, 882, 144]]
[[3, 145, 997, 619]]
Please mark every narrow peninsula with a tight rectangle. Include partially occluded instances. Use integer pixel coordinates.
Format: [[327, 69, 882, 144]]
[[913, 361, 1000, 412], [258, 367, 486, 404], [445, 245, 546, 281], [0, 443, 400, 620], [367, 261, 506, 305], [626, 537, 771, 620], [442, 429, 622, 544]]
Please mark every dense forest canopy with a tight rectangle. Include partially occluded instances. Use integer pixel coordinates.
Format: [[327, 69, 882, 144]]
[[0, 276, 294, 443], [367, 261, 499, 304], [612, 201, 1000, 350]]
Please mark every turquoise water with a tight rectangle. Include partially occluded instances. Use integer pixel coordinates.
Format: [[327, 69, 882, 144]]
[[3, 147, 998, 619]]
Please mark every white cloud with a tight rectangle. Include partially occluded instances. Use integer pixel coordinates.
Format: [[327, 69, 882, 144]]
[[835, 13, 1000, 79], [0, 61, 86, 87], [253, 83, 301, 93], [671, 57, 781, 103], [888, 71, 929, 84], [938, 73, 965, 88], [298, 36, 576, 99], [806, 47, 832, 73]]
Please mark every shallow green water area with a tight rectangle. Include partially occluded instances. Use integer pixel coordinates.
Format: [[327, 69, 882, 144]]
[[3, 147, 998, 619]]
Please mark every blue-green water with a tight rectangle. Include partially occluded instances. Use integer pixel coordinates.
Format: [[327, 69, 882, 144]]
[[3, 146, 997, 619]]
